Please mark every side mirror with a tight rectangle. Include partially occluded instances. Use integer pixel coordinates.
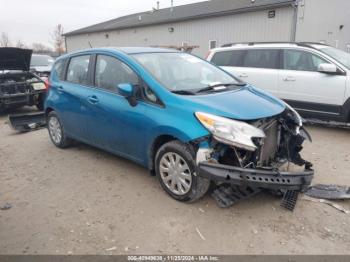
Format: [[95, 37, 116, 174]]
[[117, 83, 137, 107], [318, 63, 337, 74], [117, 83, 134, 97]]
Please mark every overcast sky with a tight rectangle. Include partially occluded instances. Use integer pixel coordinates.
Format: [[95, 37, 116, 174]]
[[1, 0, 203, 48]]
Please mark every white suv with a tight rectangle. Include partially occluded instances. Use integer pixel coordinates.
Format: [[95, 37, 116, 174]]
[[207, 43, 350, 123]]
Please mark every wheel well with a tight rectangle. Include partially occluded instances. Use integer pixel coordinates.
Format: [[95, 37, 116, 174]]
[[45, 107, 54, 116], [149, 135, 177, 173]]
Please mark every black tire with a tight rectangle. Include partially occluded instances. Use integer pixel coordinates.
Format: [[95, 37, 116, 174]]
[[36, 94, 45, 111], [155, 140, 210, 202], [47, 111, 72, 148]]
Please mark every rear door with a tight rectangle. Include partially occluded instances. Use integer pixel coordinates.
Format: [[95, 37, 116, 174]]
[[277, 49, 347, 116], [51, 54, 94, 141], [211, 48, 280, 95]]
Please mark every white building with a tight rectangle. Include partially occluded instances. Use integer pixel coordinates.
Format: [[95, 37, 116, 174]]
[[65, 0, 350, 57]]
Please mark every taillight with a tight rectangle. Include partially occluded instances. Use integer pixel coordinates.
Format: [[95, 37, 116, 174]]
[[44, 79, 50, 90]]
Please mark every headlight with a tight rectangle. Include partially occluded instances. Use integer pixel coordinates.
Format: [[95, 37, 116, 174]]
[[195, 112, 265, 151], [283, 102, 302, 133]]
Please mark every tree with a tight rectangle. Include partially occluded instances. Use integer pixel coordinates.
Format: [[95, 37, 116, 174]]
[[0, 32, 11, 47], [51, 24, 66, 55], [32, 42, 52, 53], [16, 39, 26, 48]]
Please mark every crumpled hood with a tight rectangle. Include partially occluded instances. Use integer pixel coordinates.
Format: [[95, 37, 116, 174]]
[[0, 47, 32, 71], [183, 85, 286, 120]]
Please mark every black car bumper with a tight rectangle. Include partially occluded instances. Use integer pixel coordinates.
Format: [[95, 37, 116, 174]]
[[198, 161, 314, 191]]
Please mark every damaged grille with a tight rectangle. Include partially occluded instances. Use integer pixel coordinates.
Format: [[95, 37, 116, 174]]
[[0, 82, 31, 95]]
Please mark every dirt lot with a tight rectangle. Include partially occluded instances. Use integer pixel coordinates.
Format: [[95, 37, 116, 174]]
[[0, 107, 350, 255]]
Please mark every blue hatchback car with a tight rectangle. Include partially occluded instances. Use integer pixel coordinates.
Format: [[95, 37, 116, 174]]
[[45, 47, 314, 203]]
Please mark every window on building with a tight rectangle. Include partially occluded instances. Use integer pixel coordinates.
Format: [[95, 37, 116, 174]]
[[211, 50, 245, 67], [94, 55, 139, 93], [283, 49, 328, 71], [242, 49, 279, 69], [209, 40, 217, 50], [66, 55, 90, 85]]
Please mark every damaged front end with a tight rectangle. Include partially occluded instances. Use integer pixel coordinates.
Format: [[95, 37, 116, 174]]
[[194, 105, 314, 209]]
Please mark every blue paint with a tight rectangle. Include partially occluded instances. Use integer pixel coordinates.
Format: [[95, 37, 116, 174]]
[[46, 47, 286, 168]]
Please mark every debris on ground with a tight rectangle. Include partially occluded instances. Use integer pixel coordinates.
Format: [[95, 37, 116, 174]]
[[1, 203, 12, 210], [302, 196, 350, 214], [8, 112, 46, 133], [105, 246, 117, 252], [280, 190, 299, 211], [305, 184, 350, 200], [212, 185, 262, 208], [195, 227, 206, 241]]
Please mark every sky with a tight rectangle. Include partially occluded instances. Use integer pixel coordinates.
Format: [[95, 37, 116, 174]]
[[0, 0, 203, 48]]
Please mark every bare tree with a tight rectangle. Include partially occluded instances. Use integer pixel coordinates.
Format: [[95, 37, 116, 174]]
[[51, 24, 66, 55], [0, 32, 11, 47], [32, 42, 52, 53], [16, 39, 26, 48]]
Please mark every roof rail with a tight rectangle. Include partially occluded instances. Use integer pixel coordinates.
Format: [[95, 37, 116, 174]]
[[221, 41, 330, 48]]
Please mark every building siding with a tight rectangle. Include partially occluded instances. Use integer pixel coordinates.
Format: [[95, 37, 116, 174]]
[[295, 0, 350, 51], [66, 6, 294, 57]]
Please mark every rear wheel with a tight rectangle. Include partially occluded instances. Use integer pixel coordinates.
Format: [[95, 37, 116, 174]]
[[47, 111, 72, 148], [155, 140, 210, 202]]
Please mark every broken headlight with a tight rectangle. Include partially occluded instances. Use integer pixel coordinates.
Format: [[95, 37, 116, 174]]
[[195, 112, 266, 151]]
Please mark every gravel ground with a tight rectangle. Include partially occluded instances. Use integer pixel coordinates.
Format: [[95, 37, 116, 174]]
[[0, 107, 350, 255]]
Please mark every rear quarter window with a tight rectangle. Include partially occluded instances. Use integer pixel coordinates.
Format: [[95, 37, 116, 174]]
[[211, 50, 245, 67]]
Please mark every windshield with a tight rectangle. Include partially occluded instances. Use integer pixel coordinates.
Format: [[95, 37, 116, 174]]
[[316, 46, 350, 70], [132, 52, 242, 93], [30, 55, 55, 67]]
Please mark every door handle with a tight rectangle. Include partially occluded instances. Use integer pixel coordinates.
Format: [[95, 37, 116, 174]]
[[87, 95, 99, 104], [239, 73, 248, 78], [56, 85, 64, 92], [283, 76, 296, 82]]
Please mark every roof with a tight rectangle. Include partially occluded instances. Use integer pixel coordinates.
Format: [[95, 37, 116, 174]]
[[65, 0, 295, 37], [213, 41, 329, 50], [57, 47, 180, 59]]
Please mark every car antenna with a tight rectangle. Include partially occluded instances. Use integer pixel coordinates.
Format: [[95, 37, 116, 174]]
[[88, 41, 93, 48]]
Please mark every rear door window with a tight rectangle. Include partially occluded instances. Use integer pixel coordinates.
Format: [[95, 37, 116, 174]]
[[94, 55, 139, 94], [283, 49, 328, 71], [242, 49, 279, 69], [66, 55, 91, 85], [211, 50, 245, 67]]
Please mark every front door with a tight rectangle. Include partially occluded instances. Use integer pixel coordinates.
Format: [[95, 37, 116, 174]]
[[85, 54, 147, 163], [277, 49, 347, 116]]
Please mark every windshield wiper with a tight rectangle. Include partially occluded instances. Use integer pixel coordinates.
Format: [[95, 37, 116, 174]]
[[195, 83, 246, 94], [171, 90, 195, 95]]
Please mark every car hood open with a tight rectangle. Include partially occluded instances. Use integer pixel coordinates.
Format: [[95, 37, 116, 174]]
[[0, 47, 33, 71], [184, 85, 286, 120]]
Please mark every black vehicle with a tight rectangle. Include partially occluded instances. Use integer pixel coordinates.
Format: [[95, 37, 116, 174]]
[[0, 48, 47, 111]]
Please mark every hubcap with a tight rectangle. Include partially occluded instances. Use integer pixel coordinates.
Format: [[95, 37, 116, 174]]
[[48, 116, 62, 144], [159, 152, 192, 195]]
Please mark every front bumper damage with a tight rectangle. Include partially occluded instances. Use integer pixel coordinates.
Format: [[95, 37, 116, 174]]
[[193, 107, 315, 211], [198, 161, 314, 192]]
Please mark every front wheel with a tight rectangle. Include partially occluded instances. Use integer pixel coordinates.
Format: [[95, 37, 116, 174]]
[[155, 140, 210, 202]]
